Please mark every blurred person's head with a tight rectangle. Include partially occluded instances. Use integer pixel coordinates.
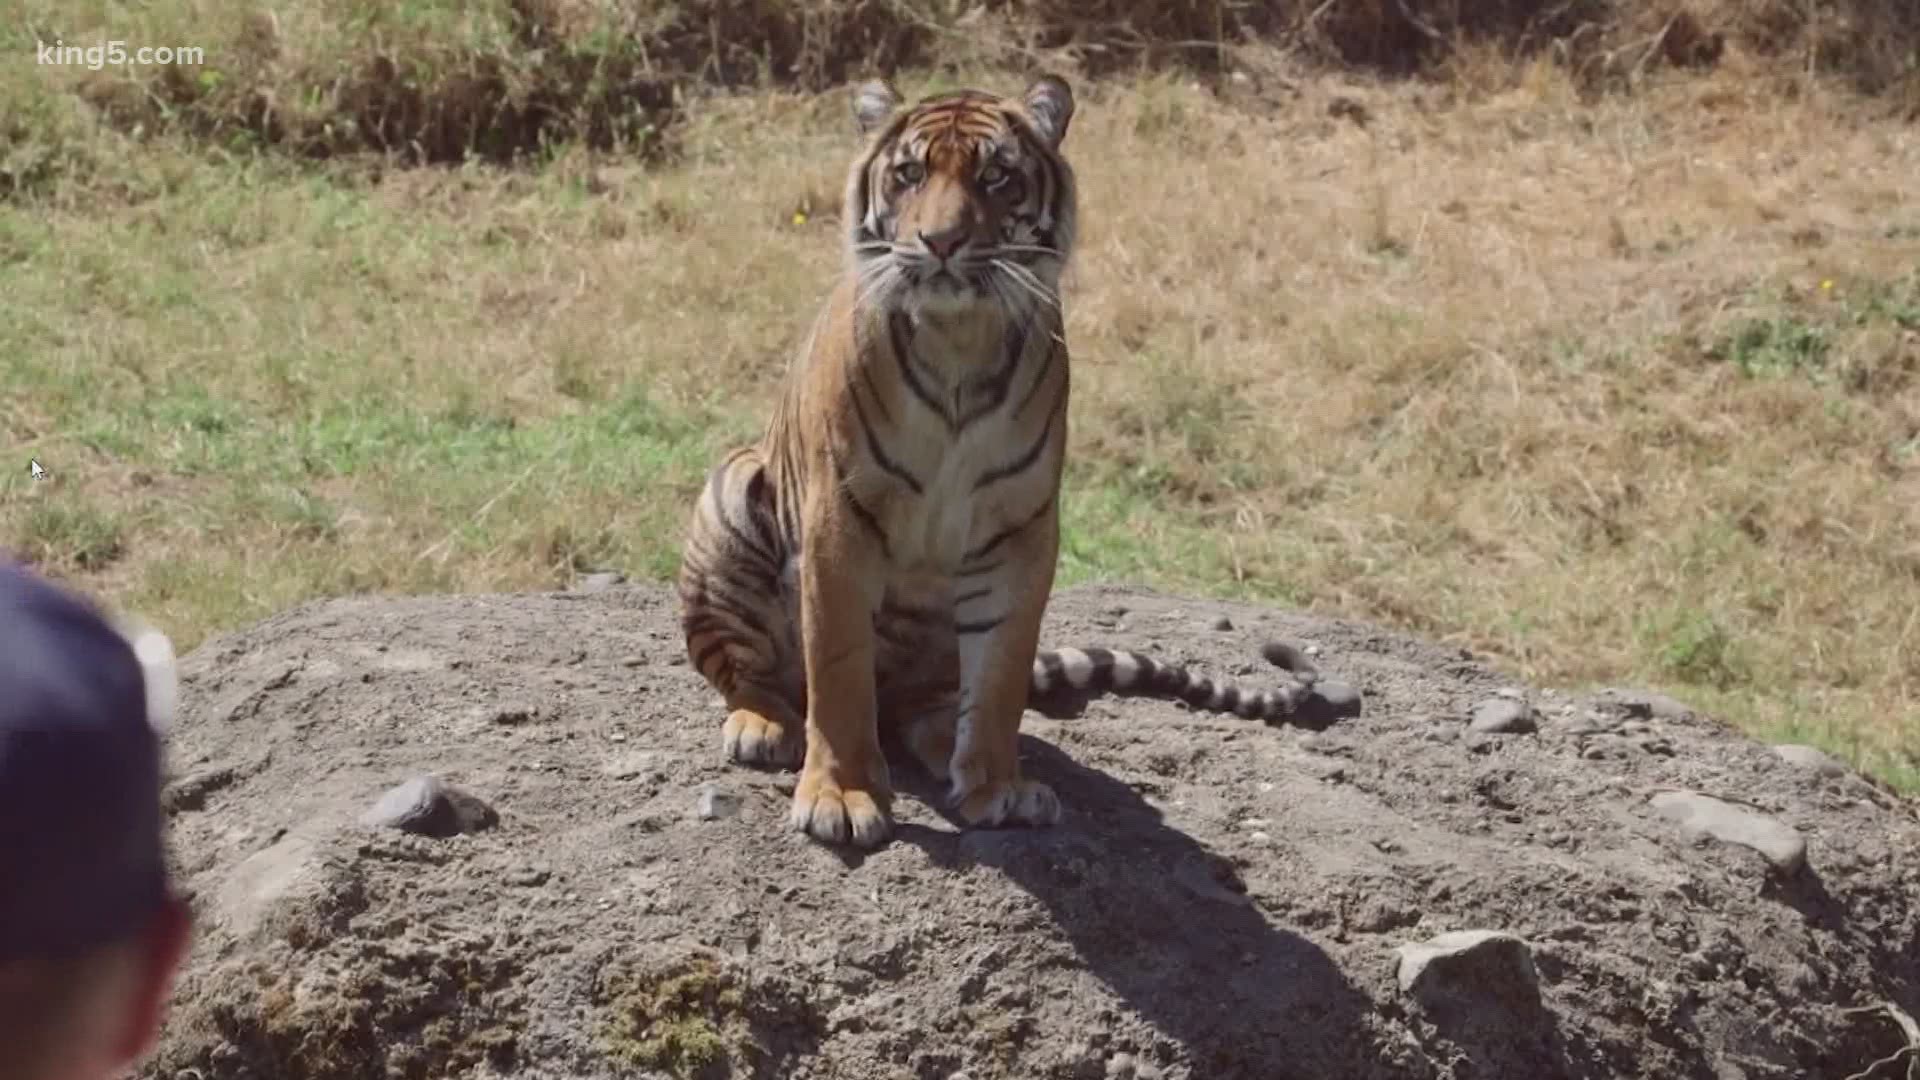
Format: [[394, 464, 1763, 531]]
[[0, 559, 192, 1080]]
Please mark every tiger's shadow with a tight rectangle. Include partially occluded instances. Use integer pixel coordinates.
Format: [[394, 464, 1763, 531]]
[[875, 711, 1388, 1080]]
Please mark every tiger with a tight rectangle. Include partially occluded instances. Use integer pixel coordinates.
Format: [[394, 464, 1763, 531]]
[[674, 74, 1338, 850]]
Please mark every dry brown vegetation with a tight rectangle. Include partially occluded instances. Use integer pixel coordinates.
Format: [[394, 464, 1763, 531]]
[[2, 2, 1918, 788], [6, 0, 1919, 184]]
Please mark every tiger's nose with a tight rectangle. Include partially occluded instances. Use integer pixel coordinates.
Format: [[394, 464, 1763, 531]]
[[918, 225, 968, 261]]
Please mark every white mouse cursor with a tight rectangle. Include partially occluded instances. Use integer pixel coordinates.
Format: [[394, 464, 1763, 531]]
[[29, 459, 47, 481]]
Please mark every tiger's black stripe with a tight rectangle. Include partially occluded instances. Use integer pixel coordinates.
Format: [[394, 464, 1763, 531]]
[[851, 382, 924, 494], [962, 496, 1053, 566], [974, 379, 1064, 491], [887, 311, 954, 427], [954, 320, 1029, 431]]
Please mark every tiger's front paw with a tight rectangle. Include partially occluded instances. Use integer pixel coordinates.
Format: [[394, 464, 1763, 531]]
[[952, 777, 1062, 829], [722, 708, 803, 767], [789, 768, 893, 848]]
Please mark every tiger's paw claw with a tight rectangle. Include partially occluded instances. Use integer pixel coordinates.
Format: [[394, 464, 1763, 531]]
[[723, 709, 803, 767], [952, 777, 1061, 829], [789, 773, 892, 848]]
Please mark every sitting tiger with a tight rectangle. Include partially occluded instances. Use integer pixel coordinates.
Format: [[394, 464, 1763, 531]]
[[676, 74, 1346, 849]]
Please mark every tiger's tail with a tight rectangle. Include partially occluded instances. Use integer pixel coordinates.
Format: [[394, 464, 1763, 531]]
[[1028, 641, 1356, 726]]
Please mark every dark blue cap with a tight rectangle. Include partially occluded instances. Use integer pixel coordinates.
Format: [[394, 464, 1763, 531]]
[[0, 557, 172, 961]]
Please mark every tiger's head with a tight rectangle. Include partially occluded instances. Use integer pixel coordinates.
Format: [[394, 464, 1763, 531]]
[[843, 75, 1077, 318]]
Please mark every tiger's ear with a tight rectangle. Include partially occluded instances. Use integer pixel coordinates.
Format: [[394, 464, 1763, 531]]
[[853, 79, 903, 138], [1022, 73, 1074, 148]]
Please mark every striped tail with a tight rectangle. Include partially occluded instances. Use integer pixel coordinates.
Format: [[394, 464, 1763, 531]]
[[1028, 641, 1327, 723]]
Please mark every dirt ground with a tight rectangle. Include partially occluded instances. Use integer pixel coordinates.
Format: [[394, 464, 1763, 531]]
[[140, 582, 1920, 1080]]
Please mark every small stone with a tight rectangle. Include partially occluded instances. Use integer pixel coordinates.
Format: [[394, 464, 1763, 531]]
[[507, 865, 551, 887], [620, 654, 647, 668], [574, 571, 625, 593], [1395, 929, 1540, 1006], [1294, 680, 1363, 730], [164, 765, 239, 813], [1773, 744, 1847, 778], [490, 703, 540, 726], [1211, 615, 1234, 631], [1599, 688, 1696, 723], [360, 776, 498, 838], [602, 752, 656, 780], [1556, 714, 1611, 737], [696, 785, 742, 821], [1106, 1053, 1137, 1079], [1470, 698, 1536, 734], [1248, 830, 1271, 843], [1173, 856, 1251, 906], [1649, 790, 1807, 873]]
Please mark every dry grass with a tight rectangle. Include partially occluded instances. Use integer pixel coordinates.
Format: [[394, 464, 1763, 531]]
[[5, 0, 1916, 190], [2, 10, 1918, 788]]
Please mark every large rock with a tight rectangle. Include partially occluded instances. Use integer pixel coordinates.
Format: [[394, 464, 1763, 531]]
[[142, 584, 1920, 1080]]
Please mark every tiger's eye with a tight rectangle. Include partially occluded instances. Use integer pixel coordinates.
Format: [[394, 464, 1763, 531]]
[[894, 161, 925, 185], [981, 164, 1009, 189]]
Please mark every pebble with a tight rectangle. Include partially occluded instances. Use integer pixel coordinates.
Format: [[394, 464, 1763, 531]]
[[490, 703, 541, 726], [1772, 744, 1848, 778], [696, 785, 742, 821], [1648, 790, 1807, 873], [574, 571, 625, 593], [1598, 688, 1696, 722], [1394, 929, 1540, 1004], [1469, 698, 1537, 734], [360, 775, 498, 838], [1172, 856, 1251, 907], [1211, 615, 1234, 631], [1295, 680, 1363, 729], [601, 751, 656, 780]]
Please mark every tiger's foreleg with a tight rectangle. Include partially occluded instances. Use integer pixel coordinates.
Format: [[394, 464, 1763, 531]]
[[788, 474, 895, 848], [948, 499, 1064, 829]]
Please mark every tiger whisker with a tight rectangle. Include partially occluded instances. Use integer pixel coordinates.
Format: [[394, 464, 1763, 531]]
[[979, 244, 1062, 259], [854, 262, 903, 312], [990, 259, 1059, 314]]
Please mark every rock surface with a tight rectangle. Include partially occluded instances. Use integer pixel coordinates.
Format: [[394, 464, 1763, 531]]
[[360, 774, 500, 837], [1469, 698, 1537, 734], [1773, 743, 1849, 778], [142, 583, 1920, 1080], [1394, 929, 1539, 1000], [1647, 790, 1809, 874]]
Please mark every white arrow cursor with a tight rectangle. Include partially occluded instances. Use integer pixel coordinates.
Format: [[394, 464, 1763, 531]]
[[29, 459, 47, 481]]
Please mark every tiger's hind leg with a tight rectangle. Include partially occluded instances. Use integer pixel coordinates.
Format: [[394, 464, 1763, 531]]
[[677, 446, 805, 768]]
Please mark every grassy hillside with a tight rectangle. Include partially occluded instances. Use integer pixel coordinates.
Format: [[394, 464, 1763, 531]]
[[3, 2, 1917, 789]]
